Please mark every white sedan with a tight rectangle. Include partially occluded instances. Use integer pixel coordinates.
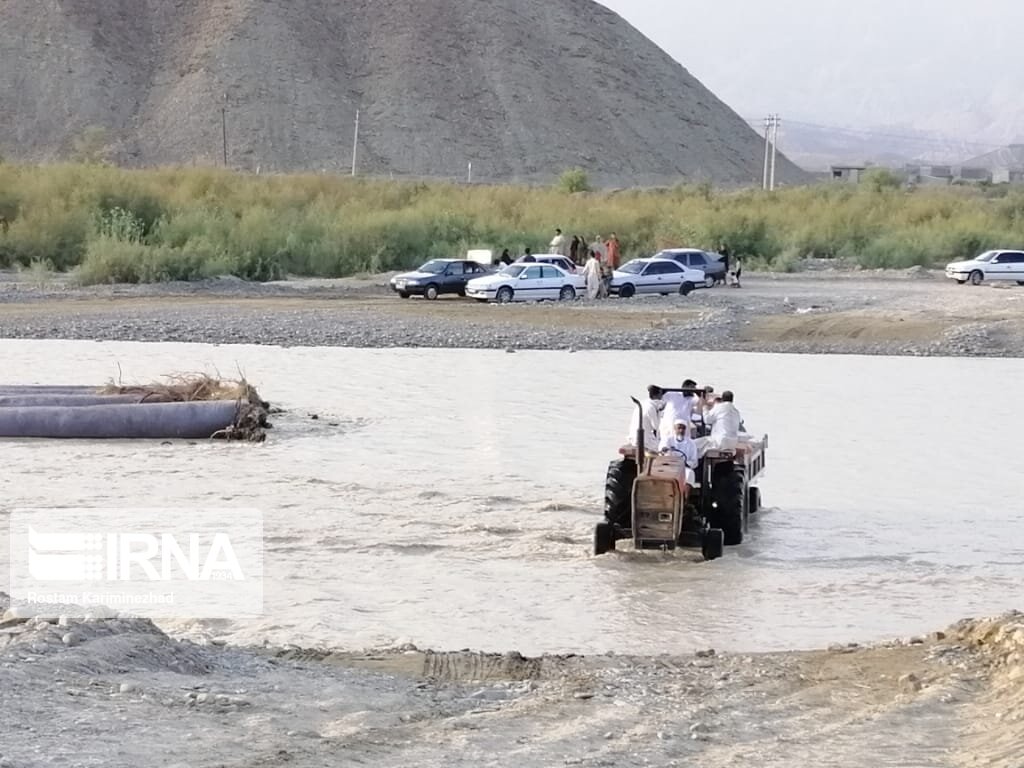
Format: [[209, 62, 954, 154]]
[[945, 249, 1024, 286], [609, 258, 707, 298], [465, 263, 585, 303]]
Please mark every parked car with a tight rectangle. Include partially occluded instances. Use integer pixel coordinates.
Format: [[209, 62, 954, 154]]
[[390, 259, 493, 299], [532, 254, 578, 274], [609, 258, 707, 298], [945, 250, 1024, 286], [465, 263, 585, 303], [652, 249, 727, 286]]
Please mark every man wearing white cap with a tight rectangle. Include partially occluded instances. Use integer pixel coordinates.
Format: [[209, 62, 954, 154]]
[[658, 418, 699, 503]]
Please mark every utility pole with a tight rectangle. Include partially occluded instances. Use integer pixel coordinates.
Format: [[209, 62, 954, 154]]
[[769, 114, 780, 191], [467, 161, 473, 184], [351, 108, 360, 177], [221, 94, 229, 167], [762, 116, 772, 190]]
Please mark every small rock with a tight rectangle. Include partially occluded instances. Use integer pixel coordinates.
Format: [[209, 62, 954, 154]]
[[934, 631, 947, 641], [657, 731, 671, 740], [573, 691, 595, 700], [62, 633, 79, 647], [899, 673, 922, 693], [689, 722, 710, 734], [196, 693, 210, 704], [695, 649, 716, 658], [603, 732, 614, 740], [119, 683, 137, 694], [505, 347, 516, 353]]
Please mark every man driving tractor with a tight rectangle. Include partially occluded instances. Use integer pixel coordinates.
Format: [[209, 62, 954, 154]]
[[658, 418, 699, 505]]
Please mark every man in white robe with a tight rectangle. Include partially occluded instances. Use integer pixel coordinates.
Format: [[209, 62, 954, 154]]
[[582, 252, 602, 299]]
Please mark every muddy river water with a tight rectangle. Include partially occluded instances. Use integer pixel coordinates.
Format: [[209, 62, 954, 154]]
[[1, 339, 1022, 655]]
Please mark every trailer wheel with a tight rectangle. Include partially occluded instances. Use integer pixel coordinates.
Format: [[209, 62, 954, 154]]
[[604, 459, 636, 527], [594, 522, 616, 556], [702, 529, 724, 561], [748, 486, 761, 514], [710, 464, 745, 545]]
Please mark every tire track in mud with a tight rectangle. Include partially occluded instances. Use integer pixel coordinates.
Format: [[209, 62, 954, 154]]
[[269, 646, 588, 683]]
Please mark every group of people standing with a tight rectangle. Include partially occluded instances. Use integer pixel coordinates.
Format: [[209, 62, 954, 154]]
[[552, 228, 620, 299], [627, 380, 745, 497]]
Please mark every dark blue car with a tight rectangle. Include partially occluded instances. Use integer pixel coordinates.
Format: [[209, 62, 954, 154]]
[[389, 259, 495, 300]]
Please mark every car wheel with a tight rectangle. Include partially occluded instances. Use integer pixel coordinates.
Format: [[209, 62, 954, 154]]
[[496, 286, 514, 303], [458, 289, 466, 297], [1017, 281, 1024, 287], [680, 282, 695, 296], [970, 270, 984, 286], [399, 292, 410, 299], [559, 285, 576, 301], [619, 283, 636, 299], [956, 280, 967, 285], [424, 284, 440, 300], [704, 275, 715, 289]]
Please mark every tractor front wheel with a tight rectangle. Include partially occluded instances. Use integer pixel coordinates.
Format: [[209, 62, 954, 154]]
[[702, 529, 724, 561], [594, 522, 616, 556]]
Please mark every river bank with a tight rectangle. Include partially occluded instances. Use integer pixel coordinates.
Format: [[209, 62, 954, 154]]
[[1, 267, 1023, 357], [1, 592, 1022, 768]]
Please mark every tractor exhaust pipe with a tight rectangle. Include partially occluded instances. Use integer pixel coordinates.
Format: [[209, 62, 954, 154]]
[[630, 396, 644, 469]]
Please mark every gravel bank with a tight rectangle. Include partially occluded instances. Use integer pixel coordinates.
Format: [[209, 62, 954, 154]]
[[2, 592, 1023, 768], [2, 268, 1024, 357]]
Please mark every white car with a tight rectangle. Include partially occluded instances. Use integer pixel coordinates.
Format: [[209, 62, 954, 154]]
[[945, 250, 1024, 286], [531, 254, 578, 274], [609, 258, 707, 298], [465, 262, 585, 303]]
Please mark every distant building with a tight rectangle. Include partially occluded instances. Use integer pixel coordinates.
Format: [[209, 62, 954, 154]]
[[829, 164, 867, 183], [960, 144, 1024, 185]]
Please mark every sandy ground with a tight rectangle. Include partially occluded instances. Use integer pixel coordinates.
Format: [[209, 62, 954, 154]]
[[1, 267, 1023, 355], [2, 591, 1024, 768]]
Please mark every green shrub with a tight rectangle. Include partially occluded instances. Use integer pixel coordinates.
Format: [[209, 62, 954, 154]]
[[1, 162, 1022, 282], [558, 168, 590, 194]]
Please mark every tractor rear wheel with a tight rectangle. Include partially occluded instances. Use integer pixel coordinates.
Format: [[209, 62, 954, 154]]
[[594, 522, 616, 556], [604, 459, 636, 528], [710, 464, 745, 546]]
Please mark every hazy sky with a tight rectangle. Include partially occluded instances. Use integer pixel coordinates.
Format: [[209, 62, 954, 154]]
[[599, 0, 1024, 143]]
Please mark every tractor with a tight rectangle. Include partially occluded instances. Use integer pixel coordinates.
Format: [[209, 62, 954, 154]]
[[594, 390, 767, 560]]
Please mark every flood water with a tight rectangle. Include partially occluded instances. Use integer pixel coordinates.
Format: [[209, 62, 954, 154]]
[[1, 339, 1022, 656]]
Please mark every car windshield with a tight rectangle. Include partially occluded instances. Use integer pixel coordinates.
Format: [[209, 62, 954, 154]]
[[974, 251, 998, 262], [619, 261, 647, 274], [500, 264, 526, 277], [417, 260, 449, 274]]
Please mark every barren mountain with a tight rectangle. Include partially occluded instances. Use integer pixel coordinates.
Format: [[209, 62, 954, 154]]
[[0, 0, 807, 187]]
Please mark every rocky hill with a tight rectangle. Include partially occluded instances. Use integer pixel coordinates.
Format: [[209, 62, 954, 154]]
[[0, 0, 808, 187]]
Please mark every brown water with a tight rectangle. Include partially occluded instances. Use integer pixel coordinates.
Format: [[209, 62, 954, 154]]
[[1, 339, 1023, 655]]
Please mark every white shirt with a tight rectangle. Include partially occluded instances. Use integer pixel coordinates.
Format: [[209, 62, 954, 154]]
[[550, 234, 566, 255], [706, 401, 742, 443], [658, 432, 698, 468], [626, 398, 664, 450], [660, 393, 698, 437]]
